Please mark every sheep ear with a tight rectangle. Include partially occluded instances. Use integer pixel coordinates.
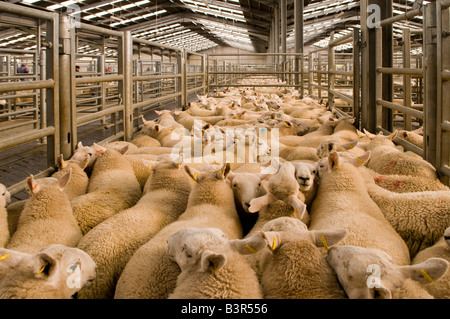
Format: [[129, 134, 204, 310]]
[[405, 258, 449, 285], [57, 154, 65, 169], [200, 250, 227, 272], [328, 152, 340, 170], [58, 168, 72, 189], [27, 175, 40, 194], [348, 117, 356, 124], [184, 165, 199, 181], [309, 229, 348, 248], [227, 171, 236, 182], [77, 141, 83, 149], [402, 131, 409, 138], [93, 143, 106, 153], [155, 110, 162, 115], [154, 124, 161, 133], [118, 145, 129, 155], [342, 140, 358, 150], [140, 115, 148, 125], [142, 159, 157, 171], [260, 231, 283, 251], [78, 153, 90, 169], [284, 121, 293, 128], [217, 163, 231, 179], [287, 195, 307, 221], [32, 252, 58, 280], [389, 130, 398, 140], [248, 194, 269, 213], [229, 232, 271, 255], [351, 151, 371, 167], [374, 285, 393, 299]]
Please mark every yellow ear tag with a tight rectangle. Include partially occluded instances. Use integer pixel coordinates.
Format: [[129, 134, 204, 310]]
[[356, 157, 365, 164], [420, 269, 435, 283], [193, 172, 198, 179], [271, 237, 277, 251], [321, 235, 329, 250], [82, 161, 88, 166], [61, 161, 66, 168], [0, 254, 10, 261], [36, 264, 46, 275], [293, 208, 299, 219], [245, 244, 258, 254], [284, 123, 290, 128], [31, 183, 39, 191], [147, 163, 154, 170]]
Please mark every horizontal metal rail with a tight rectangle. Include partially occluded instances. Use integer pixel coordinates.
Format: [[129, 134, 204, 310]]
[[133, 74, 182, 81], [133, 91, 181, 110], [0, 79, 55, 92], [379, 8, 423, 27], [377, 126, 424, 156], [208, 71, 303, 75], [376, 99, 424, 118], [440, 165, 450, 178], [0, 126, 55, 152], [329, 88, 353, 105], [377, 67, 423, 77], [75, 75, 124, 85], [0, 1, 55, 19], [208, 84, 300, 88], [76, 105, 124, 126], [6, 167, 56, 196]]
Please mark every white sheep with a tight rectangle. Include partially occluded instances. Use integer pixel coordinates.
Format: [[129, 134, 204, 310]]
[[240, 217, 348, 299], [0, 244, 96, 299], [249, 161, 307, 222], [71, 146, 142, 234], [364, 131, 438, 180], [362, 179, 450, 258], [309, 152, 411, 266], [53, 153, 90, 201], [398, 128, 423, 149], [0, 183, 11, 247], [167, 227, 263, 299], [6, 172, 83, 254], [227, 171, 269, 236], [326, 245, 449, 299], [76, 156, 194, 299], [114, 164, 243, 299], [292, 161, 319, 207], [130, 134, 161, 148], [412, 226, 450, 299]]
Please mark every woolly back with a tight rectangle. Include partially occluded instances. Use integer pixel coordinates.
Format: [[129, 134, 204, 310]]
[[186, 175, 234, 209], [144, 163, 194, 194]]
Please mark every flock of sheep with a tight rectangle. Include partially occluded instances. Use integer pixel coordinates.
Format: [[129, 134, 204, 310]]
[[0, 77, 449, 299]]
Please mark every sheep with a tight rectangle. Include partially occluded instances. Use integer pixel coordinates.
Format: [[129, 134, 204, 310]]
[[6, 200, 25, 238], [309, 152, 411, 266], [130, 134, 161, 148], [292, 161, 319, 207], [364, 131, 438, 180], [239, 217, 348, 299], [71, 146, 142, 234], [6, 171, 83, 254], [0, 183, 11, 247], [76, 156, 194, 299], [398, 128, 423, 149], [53, 153, 90, 201], [227, 171, 269, 236], [412, 226, 450, 298], [326, 245, 449, 299], [0, 244, 96, 299], [362, 179, 450, 258], [140, 116, 187, 148], [316, 139, 363, 159], [358, 166, 450, 193], [114, 163, 243, 299], [104, 141, 139, 154], [167, 227, 263, 299], [186, 102, 217, 117], [155, 109, 185, 128], [249, 161, 307, 222], [277, 142, 320, 162], [124, 154, 159, 190], [277, 118, 337, 147]]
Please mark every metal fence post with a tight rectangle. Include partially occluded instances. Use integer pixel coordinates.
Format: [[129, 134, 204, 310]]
[[424, 2, 439, 168], [353, 28, 361, 129], [375, 27, 383, 129], [403, 28, 413, 131], [123, 31, 133, 141]]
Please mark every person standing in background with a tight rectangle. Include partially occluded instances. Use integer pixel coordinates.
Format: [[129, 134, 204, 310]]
[[17, 63, 30, 81]]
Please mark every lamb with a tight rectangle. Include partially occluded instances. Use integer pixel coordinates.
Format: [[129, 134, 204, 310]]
[[227, 171, 269, 236], [53, 153, 90, 201], [398, 127, 423, 149], [0, 244, 96, 299], [0, 183, 11, 247], [249, 161, 307, 222], [292, 161, 319, 207], [70, 141, 102, 176], [277, 142, 320, 162], [130, 134, 161, 148], [326, 245, 449, 299], [114, 163, 243, 299], [316, 139, 364, 159], [240, 217, 348, 299], [155, 109, 185, 128], [364, 131, 438, 180], [309, 152, 411, 266], [76, 156, 194, 299], [167, 227, 263, 299], [140, 116, 186, 148], [124, 154, 159, 190], [361, 178, 450, 258], [71, 146, 142, 234], [6, 172, 83, 254], [412, 226, 450, 298], [278, 118, 337, 147]]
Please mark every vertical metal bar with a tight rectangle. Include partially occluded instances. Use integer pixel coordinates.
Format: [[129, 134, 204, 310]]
[[46, 13, 60, 167], [100, 36, 107, 126], [403, 28, 412, 131], [361, 0, 375, 132], [202, 54, 207, 96], [123, 31, 133, 141], [353, 28, 361, 129], [424, 2, 438, 167], [308, 53, 313, 97], [274, 3, 280, 67], [280, 0, 287, 82], [59, 15, 72, 159], [181, 49, 187, 108], [328, 32, 335, 109], [318, 53, 322, 99], [375, 27, 383, 129], [381, 0, 394, 132], [437, 0, 449, 184], [70, 17, 77, 153], [206, 54, 209, 95]]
